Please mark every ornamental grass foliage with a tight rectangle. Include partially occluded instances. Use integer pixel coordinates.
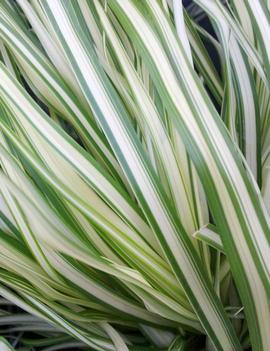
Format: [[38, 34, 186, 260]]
[[0, 1, 269, 350]]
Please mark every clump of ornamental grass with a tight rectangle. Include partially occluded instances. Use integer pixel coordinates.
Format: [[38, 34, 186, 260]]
[[0, 1, 269, 350]]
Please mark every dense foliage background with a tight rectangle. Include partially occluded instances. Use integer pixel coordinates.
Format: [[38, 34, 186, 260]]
[[0, 0, 268, 350]]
